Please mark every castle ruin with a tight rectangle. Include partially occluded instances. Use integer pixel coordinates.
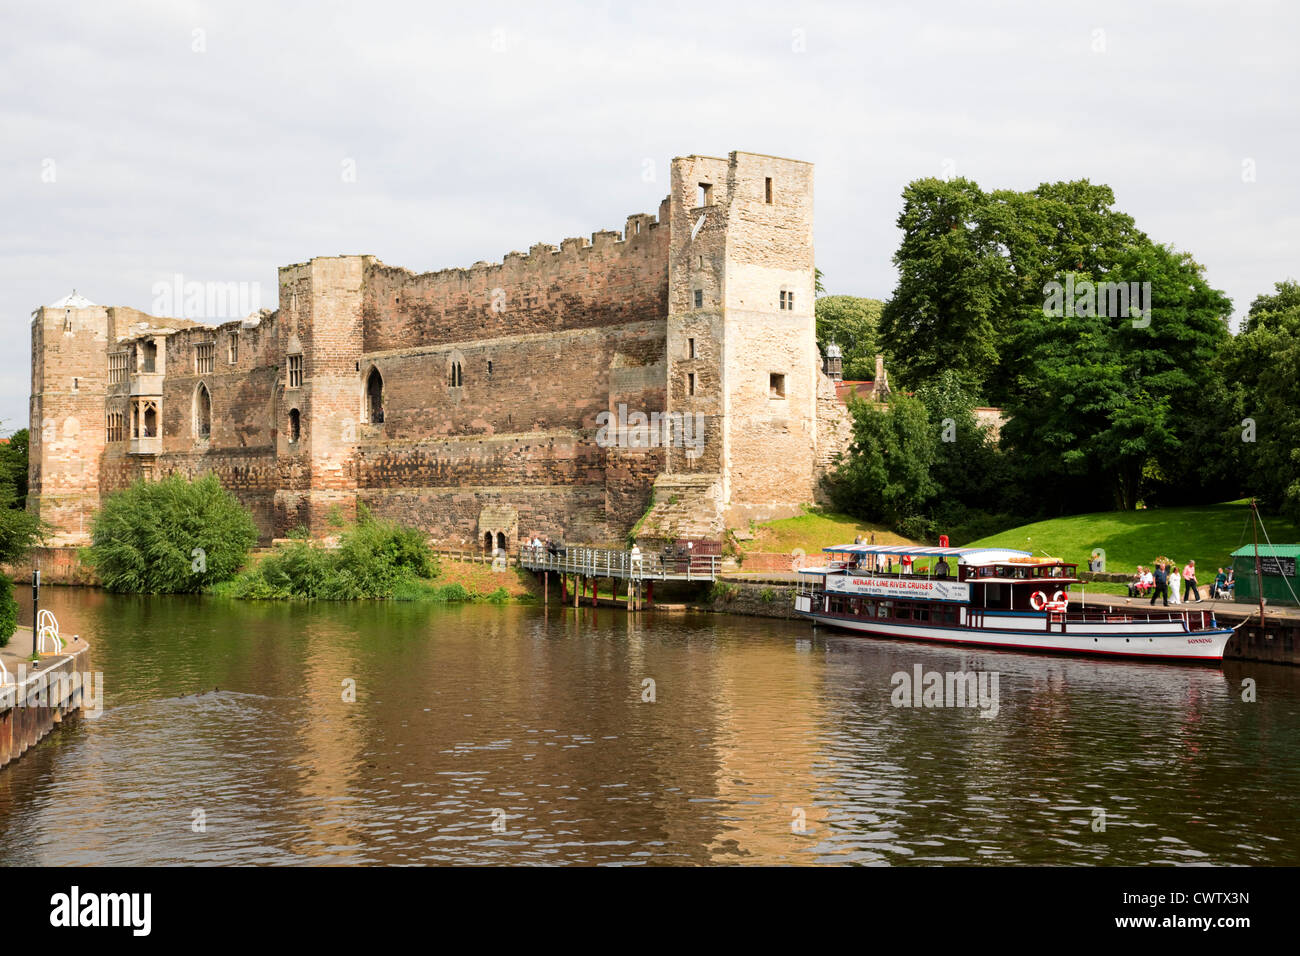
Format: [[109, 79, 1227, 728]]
[[28, 151, 853, 549]]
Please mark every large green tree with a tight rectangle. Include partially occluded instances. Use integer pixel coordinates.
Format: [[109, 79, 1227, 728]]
[[877, 178, 1008, 395], [1221, 280, 1300, 522], [1000, 244, 1231, 511], [880, 177, 1148, 404]]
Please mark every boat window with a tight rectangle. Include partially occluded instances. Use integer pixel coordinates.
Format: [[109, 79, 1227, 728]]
[[877, 601, 892, 619]]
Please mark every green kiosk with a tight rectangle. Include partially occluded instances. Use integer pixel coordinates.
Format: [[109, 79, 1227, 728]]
[[1230, 544, 1300, 608]]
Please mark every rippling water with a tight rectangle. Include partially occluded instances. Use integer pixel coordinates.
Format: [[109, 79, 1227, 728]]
[[1, 587, 1297, 865]]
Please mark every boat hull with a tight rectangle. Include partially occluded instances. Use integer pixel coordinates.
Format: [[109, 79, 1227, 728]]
[[800, 611, 1232, 661]]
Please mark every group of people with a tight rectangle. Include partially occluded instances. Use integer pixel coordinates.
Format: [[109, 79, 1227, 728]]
[[1132, 559, 1233, 606]]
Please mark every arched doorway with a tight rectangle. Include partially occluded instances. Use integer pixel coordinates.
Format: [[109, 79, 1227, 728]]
[[483, 531, 493, 553], [496, 531, 506, 552], [364, 367, 384, 424]]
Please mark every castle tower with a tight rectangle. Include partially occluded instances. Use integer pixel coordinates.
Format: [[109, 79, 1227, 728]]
[[28, 292, 116, 544], [274, 256, 372, 534], [664, 151, 817, 529]]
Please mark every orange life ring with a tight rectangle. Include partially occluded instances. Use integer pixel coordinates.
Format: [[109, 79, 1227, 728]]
[[1029, 590, 1048, 611]]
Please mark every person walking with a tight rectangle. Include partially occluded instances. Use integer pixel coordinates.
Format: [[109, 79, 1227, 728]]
[[1183, 560, 1202, 602], [1150, 562, 1169, 606], [1168, 563, 1182, 605]]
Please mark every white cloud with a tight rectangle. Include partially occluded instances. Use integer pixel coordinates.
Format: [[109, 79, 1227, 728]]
[[2, 0, 1297, 427]]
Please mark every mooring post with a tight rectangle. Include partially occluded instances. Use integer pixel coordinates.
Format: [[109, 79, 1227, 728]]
[[32, 569, 40, 658], [544, 570, 549, 607]]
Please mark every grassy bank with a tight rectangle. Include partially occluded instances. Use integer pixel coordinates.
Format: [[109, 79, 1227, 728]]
[[964, 500, 1300, 573], [392, 562, 541, 604], [735, 507, 916, 556]]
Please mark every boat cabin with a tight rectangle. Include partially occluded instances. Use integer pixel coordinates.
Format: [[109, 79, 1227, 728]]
[[797, 545, 1081, 615]]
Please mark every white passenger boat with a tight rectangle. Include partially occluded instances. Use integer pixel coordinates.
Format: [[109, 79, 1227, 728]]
[[794, 544, 1233, 661]]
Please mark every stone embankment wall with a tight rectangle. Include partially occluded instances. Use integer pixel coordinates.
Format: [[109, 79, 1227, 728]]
[[0, 637, 92, 769]]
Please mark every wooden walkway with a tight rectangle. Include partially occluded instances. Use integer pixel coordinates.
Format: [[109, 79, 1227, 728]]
[[518, 546, 719, 611], [518, 546, 720, 582]]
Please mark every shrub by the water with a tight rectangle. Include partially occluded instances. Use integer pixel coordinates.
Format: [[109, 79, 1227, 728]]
[[86, 473, 258, 593], [219, 513, 439, 600]]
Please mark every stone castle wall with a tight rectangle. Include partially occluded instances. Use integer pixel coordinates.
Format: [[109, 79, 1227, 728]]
[[29, 151, 851, 549]]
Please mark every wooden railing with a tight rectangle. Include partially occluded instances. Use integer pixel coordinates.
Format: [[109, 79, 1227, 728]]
[[519, 546, 720, 581]]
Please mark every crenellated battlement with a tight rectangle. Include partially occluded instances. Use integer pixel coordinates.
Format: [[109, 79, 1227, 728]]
[[362, 205, 667, 291]]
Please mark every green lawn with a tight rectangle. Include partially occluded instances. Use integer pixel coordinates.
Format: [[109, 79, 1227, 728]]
[[735, 507, 916, 555], [964, 500, 1300, 574]]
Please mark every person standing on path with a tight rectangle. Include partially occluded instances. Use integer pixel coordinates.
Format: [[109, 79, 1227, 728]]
[[1150, 562, 1169, 606], [1183, 560, 1202, 602]]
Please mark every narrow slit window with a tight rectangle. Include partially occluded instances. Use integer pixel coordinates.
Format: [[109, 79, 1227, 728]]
[[229, 331, 239, 364], [697, 183, 712, 206], [688, 337, 696, 359], [765, 177, 773, 203], [693, 289, 703, 309], [288, 408, 301, 442], [688, 372, 696, 396]]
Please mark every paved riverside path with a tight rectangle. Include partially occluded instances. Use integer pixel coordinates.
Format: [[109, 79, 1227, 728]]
[[2, 625, 90, 680]]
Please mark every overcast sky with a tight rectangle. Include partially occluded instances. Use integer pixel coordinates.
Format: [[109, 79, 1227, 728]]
[[3, 0, 1296, 430]]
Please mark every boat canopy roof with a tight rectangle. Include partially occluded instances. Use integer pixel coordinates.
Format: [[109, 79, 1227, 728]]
[[801, 545, 1043, 575], [820, 545, 1032, 563]]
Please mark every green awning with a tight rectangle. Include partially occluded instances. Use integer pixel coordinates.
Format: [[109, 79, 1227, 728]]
[[1230, 544, 1300, 558]]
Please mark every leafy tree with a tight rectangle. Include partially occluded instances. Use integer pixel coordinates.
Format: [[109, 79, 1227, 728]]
[[0, 428, 29, 506], [815, 295, 883, 380], [878, 178, 1008, 396], [913, 370, 1008, 513], [1221, 280, 1300, 522], [880, 177, 1148, 404], [86, 473, 259, 593], [827, 394, 937, 526], [1001, 243, 1231, 511], [0, 426, 42, 646]]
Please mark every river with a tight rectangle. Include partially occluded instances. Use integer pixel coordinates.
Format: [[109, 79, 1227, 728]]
[[1, 586, 1297, 865]]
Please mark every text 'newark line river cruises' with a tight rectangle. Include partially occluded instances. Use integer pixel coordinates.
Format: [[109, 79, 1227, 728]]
[[794, 543, 1233, 661]]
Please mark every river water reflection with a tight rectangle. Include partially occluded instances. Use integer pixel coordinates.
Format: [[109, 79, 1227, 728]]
[[1, 587, 1297, 865]]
